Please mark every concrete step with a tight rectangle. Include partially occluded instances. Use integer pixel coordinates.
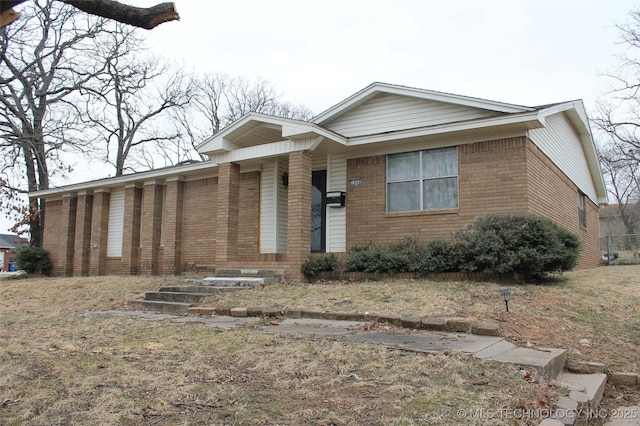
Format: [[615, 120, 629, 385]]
[[129, 299, 192, 314], [214, 268, 286, 284], [144, 291, 211, 304], [160, 286, 248, 294], [557, 372, 608, 409], [202, 277, 265, 287], [485, 346, 567, 381]]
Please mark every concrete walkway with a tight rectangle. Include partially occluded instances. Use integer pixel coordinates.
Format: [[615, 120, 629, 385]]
[[84, 310, 564, 379]]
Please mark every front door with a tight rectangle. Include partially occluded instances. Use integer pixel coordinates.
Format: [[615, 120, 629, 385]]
[[311, 170, 327, 252]]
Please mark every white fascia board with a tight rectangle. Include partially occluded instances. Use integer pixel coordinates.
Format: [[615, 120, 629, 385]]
[[210, 139, 319, 164], [282, 123, 347, 145], [312, 82, 534, 124], [346, 111, 544, 146], [198, 112, 329, 153], [30, 160, 218, 198], [201, 137, 240, 154]]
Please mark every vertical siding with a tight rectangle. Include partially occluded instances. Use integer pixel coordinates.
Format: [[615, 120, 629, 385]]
[[277, 157, 289, 252], [327, 153, 347, 252], [528, 113, 598, 203], [260, 157, 289, 253], [260, 159, 277, 253], [106, 189, 125, 257], [324, 93, 499, 137]]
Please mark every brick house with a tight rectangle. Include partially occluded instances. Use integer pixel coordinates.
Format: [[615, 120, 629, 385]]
[[0, 234, 26, 271], [33, 83, 607, 280]]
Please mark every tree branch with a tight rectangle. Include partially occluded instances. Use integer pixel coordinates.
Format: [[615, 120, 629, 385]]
[[1, 0, 179, 30], [59, 1, 179, 30]]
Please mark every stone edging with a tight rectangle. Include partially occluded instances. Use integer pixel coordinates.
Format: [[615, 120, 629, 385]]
[[186, 306, 501, 336]]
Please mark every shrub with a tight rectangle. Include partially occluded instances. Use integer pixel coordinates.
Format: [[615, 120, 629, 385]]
[[455, 213, 581, 282], [301, 253, 339, 277], [388, 236, 429, 272], [417, 239, 462, 274], [345, 242, 411, 273], [15, 246, 53, 276]]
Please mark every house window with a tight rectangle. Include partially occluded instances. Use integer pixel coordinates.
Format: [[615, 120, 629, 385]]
[[387, 147, 458, 212], [578, 192, 586, 227]]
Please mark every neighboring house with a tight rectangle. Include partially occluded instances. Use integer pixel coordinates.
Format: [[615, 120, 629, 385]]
[[0, 234, 26, 271], [31, 82, 608, 280]]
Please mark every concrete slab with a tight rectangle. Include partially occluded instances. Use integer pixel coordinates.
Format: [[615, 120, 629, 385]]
[[557, 372, 608, 409], [260, 318, 363, 336], [82, 310, 257, 328], [202, 277, 264, 287], [488, 347, 567, 380], [604, 406, 640, 426], [473, 339, 517, 359], [349, 331, 502, 354]]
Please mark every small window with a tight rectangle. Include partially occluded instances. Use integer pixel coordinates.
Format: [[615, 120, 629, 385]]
[[578, 193, 586, 227], [387, 147, 458, 212]]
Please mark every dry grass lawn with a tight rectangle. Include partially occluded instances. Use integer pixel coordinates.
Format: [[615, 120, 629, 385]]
[[0, 266, 638, 425]]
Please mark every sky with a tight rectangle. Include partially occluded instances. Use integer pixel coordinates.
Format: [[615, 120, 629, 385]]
[[1, 0, 638, 234], [140, 0, 637, 115]]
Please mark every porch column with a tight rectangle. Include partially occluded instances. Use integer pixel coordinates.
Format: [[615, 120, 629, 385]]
[[73, 191, 93, 276], [163, 177, 184, 274], [89, 189, 110, 276], [216, 162, 240, 264], [122, 183, 142, 275], [59, 193, 77, 276], [286, 150, 312, 281], [141, 180, 164, 276]]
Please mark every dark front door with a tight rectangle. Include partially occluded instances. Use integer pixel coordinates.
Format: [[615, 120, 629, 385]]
[[311, 170, 327, 252]]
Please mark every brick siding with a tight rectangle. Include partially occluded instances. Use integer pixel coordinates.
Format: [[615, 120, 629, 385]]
[[42, 136, 600, 277], [346, 137, 599, 269], [181, 177, 218, 272], [43, 199, 64, 276]]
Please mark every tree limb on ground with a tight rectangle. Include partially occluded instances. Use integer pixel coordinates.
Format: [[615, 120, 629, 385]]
[[1, 0, 179, 30]]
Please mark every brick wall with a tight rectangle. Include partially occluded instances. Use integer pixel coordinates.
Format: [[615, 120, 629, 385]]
[[43, 199, 64, 276], [73, 192, 93, 276], [286, 150, 312, 281], [89, 190, 110, 276], [525, 141, 600, 268], [346, 138, 530, 247], [181, 177, 218, 272], [140, 182, 164, 275], [346, 137, 599, 269], [237, 171, 260, 262]]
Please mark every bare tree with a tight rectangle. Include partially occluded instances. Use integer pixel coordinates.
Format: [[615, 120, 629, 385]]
[[593, 8, 640, 241], [0, 1, 106, 245], [82, 22, 192, 176], [175, 73, 314, 157], [593, 9, 640, 169], [597, 144, 640, 237], [1, 0, 179, 30]]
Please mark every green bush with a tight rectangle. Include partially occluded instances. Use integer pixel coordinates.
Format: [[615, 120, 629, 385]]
[[345, 242, 411, 273], [15, 246, 53, 276], [388, 236, 429, 272], [455, 213, 581, 282], [301, 253, 339, 277], [417, 239, 462, 274]]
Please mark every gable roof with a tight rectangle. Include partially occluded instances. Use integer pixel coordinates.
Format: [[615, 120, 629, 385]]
[[0, 234, 26, 249], [312, 82, 537, 125], [197, 112, 346, 156]]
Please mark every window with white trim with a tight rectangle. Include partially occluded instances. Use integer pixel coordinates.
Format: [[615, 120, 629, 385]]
[[387, 147, 458, 212], [578, 192, 586, 227]]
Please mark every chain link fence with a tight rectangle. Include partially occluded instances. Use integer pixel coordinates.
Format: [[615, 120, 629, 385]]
[[600, 234, 640, 264]]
